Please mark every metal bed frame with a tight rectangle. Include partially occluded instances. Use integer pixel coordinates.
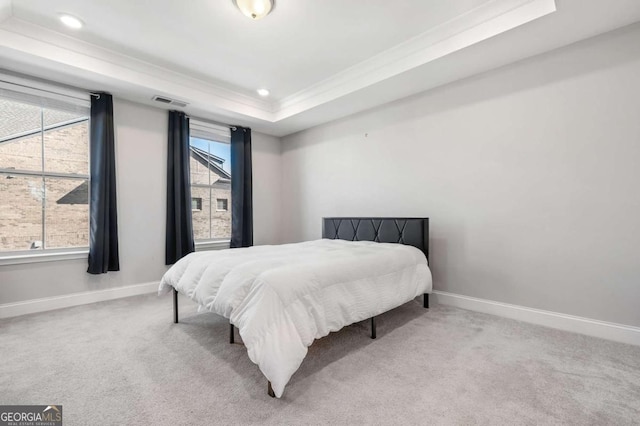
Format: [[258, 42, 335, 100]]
[[172, 217, 430, 397]]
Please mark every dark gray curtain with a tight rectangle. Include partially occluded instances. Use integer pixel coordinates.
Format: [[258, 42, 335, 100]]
[[165, 111, 194, 264], [87, 93, 120, 274], [230, 126, 253, 248]]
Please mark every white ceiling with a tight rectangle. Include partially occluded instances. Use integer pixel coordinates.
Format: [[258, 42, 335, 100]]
[[1, 0, 640, 136], [9, 0, 492, 98]]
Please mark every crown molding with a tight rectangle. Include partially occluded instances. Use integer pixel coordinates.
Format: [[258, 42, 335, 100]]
[[0, 0, 557, 132], [275, 0, 556, 121], [0, 16, 276, 121]]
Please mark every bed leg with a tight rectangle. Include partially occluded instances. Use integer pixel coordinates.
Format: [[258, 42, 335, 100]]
[[267, 381, 275, 398], [173, 288, 179, 323], [229, 323, 235, 344], [371, 316, 377, 339], [424, 293, 429, 309]]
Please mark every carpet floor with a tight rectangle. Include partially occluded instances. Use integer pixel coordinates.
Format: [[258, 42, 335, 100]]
[[1, 293, 639, 425]]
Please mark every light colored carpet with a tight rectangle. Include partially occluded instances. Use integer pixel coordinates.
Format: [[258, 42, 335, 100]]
[[1, 293, 639, 426]]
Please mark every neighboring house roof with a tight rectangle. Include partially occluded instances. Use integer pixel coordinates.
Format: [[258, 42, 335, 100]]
[[190, 145, 231, 180], [53, 152, 232, 205], [0, 98, 88, 143], [57, 181, 89, 205]]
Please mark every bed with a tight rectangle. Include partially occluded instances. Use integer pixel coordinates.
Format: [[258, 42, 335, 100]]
[[159, 217, 432, 398]]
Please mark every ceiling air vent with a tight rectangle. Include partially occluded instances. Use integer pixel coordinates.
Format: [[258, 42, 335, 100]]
[[152, 95, 189, 107]]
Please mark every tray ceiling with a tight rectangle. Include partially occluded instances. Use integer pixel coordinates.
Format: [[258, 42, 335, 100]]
[[1, 0, 639, 136]]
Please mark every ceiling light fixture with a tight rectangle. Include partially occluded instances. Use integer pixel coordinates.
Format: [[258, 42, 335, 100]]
[[59, 14, 83, 29], [257, 88, 270, 97], [234, 0, 274, 20]]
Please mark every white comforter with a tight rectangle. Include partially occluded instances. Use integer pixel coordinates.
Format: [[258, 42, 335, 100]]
[[158, 239, 432, 397]]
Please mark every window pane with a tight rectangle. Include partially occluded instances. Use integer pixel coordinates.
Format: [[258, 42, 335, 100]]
[[0, 97, 43, 172], [43, 107, 87, 129], [0, 90, 90, 254], [191, 186, 211, 241], [189, 141, 210, 186], [43, 110, 89, 174], [0, 173, 44, 251], [189, 136, 232, 241], [44, 178, 89, 249], [212, 193, 231, 239], [0, 97, 43, 140]]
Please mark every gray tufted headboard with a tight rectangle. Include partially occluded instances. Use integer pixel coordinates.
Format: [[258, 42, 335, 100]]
[[322, 217, 429, 260]]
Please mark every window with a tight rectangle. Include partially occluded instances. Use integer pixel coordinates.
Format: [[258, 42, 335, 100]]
[[189, 119, 231, 242], [0, 83, 90, 254], [216, 198, 228, 211]]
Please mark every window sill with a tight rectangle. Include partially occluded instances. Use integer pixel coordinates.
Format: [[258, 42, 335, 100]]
[[0, 248, 89, 266], [195, 240, 230, 251]]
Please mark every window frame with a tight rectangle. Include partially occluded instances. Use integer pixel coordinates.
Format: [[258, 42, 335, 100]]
[[189, 118, 232, 251], [0, 75, 91, 264]]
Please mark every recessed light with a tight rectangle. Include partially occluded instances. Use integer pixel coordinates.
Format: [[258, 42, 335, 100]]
[[59, 14, 83, 29], [257, 88, 270, 97]]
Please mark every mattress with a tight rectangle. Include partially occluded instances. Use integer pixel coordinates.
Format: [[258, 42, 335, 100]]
[[159, 238, 432, 397]]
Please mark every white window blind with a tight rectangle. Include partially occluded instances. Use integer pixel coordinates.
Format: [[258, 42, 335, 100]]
[[0, 72, 90, 114], [189, 119, 231, 144]]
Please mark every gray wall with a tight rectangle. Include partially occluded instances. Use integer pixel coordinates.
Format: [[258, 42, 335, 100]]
[[0, 98, 282, 305], [281, 24, 640, 327]]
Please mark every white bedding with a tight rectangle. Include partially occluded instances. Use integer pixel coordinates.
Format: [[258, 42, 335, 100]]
[[158, 239, 432, 397]]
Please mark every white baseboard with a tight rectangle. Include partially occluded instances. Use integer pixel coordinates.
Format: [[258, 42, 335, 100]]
[[0, 282, 159, 319], [433, 290, 640, 346]]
